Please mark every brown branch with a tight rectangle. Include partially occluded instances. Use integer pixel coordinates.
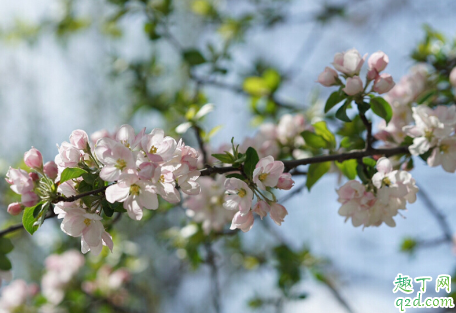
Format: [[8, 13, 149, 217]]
[[200, 146, 410, 176], [193, 125, 209, 166], [358, 109, 373, 150], [0, 211, 56, 237], [53, 185, 109, 203]]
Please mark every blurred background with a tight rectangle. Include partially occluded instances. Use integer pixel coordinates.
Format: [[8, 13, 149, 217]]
[[1, 0, 456, 312]]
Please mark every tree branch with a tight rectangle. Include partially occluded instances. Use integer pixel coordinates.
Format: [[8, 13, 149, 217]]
[[193, 125, 209, 166]]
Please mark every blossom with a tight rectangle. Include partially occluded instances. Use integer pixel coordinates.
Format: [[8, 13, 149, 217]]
[[276, 173, 294, 190], [427, 137, 456, 173], [0, 279, 30, 311], [337, 180, 376, 227], [43, 161, 58, 180], [230, 211, 254, 232], [317, 67, 339, 86], [94, 138, 136, 182], [270, 203, 288, 225], [60, 207, 113, 255], [332, 48, 366, 76], [252, 200, 270, 219], [368, 51, 389, 73], [177, 170, 201, 195], [450, 67, 456, 88], [373, 73, 395, 94], [55, 141, 82, 168], [5, 167, 34, 195], [223, 178, 253, 215], [69, 129, 89, 150], [141, 128, 177, 163], [276, 114, 306, 146], [106, 174, 159, 221], [115, 124, 145, 150], [24, 147, 43, 169], [343, 76, 364, 95], [7, 202, 23, 216], [253, 156, 284, 190]]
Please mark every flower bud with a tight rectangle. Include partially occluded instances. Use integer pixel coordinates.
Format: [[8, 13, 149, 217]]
[[368, 51, 389, 73], [70, 129, 89, 150], [29, 172, 39, 182], [332, 49, 366, 76], [230, 211, 254, 232], [276, 173, 294, 190], [21, 192, 39, 207], [450, 67, 456, 88], [7, 202, 24, 216], [43, 161, 58, 180], [366, 68, 378, 81], [24, 147, 43, 170], [343, 76, 364, 95], [317, 67, 339, 87], [269, 203, 288, 226], [252, 201, 270, 219], [373, 73, 395, 94]]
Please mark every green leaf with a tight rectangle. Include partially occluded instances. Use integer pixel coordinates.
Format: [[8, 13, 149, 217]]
[[225, 173, 245, 180], [211, 153, 234, 164], [102, 199, 114, 217], [306, 161, 331, 190], [0, 254, 12, 271], [183, 49, 206, 66], [313, 121, 336, 149], [370, 97, 393, 124], [0, 238, 14, 254], [324, 90, 346, 113], [362, 157, 377, 167], [335, 159, 357, 180], [23, 202, 43, 235], [243, 77, 269, 96], [262, 69, 281, 92], [244, 147, 260, 178], [301, 131, 327, 149], [356, 163, 370, 184], [60, 168, 87, 184], [335, 100, 351, 122]]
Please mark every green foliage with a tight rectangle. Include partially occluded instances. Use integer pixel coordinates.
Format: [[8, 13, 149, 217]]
[[335, 100, 351, 122], [400, 237, 417, 254], [0, 254, 12, 271], [183, 49, 207, 66], [243, 69, 281, 96], [22, 202, 44, 235], [370, 97, 393, 124], [335, 159, 357, 180], [244, 147, 260, 179], [60, 168, 88, 184], [324, 90, 347, 113], [306, 161, 331, 190], [0, 238, 14, 254], [273, 245, 302, 294]]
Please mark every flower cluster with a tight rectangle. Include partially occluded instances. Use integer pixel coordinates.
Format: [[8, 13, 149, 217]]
[[337, 157, 418, 228], [318, 49, 395, 95], [403, 105, 456, 172], [223, 156, 294, 232], [0, 279, 37, 313]]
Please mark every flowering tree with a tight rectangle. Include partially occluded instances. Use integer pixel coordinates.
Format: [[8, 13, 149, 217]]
[[1, 1, 456, 312]]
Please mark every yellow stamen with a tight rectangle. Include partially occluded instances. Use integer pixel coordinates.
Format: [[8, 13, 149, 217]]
[[258, 173, 268, 181], [382, 177, 391, 187], [238, 188, 247, 198], [440, 144, 449, 153], [130, 184, 140, 196], [149, 145, 158, 154], [159, 175, 165, 183], [83, 218, 91, 226], [115, 159, 127, 170]]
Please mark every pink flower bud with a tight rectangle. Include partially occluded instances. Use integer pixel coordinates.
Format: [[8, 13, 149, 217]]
[[7, 202, 24, 216], [24, 147, 43, 170], [276, 173, 294, 190], [332, 49, 366, 76], [317, 67, 338, 87], [21, 192, 39, 207], [252, 201, 270, 219], [373, 73, 395, 94], [343, 76, 364, 95], [43, 161, 58, 180], [230, 211, 254, 232], [70, 129, 89, 150], [269, 203, 288, 226], [368, 51, 389, 73], [450, 67, 456, 88], [366, 68, 378, 81], [29, 172, 39, 182]]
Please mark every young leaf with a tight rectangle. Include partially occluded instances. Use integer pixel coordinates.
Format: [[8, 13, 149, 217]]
[[211, 153, 234, 164], [324, 90, 346, 113], [313, 121, 336, 149], [0, 254, 12, 271], [182, 49, 206, 66], [60, 168, 88, 184], [306, 161, 331, 190], [0, 238, 14, 254], [335, 159, 357, 180], [22, 202, 43, 235], [102, 199, 114, 217], [335, 100, 352, 122], [301, 131, 327, 149], [370, 97, 393, 124], [244, 147, 260, 178]]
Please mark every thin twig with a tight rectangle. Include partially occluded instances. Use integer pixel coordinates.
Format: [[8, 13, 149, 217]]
[[193, 125, 209, 166]]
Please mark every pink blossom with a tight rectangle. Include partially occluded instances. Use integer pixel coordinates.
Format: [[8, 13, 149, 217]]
[[332, 48, 366, 76], [24, 147, 43, 169], [69, 129, 89, 150], [141, 128, 177, 163], [253, 201, 270, 219], [367, 68, 378, 80], [55, 141, 82, 168], [373, 73, 395, 94], [116, 124, 145, 150], [43, 161, 58, 180], [223, 178, 253, 215], [276, 114, 306, 145], [29, 172, 39, 182], [177, 170, 201, 195], [343, 76, 364, 95], [317, 67, 338, 87], [230, 211, 254, 232], [7, 202, 23, 216], [368, 51, 389, 73], [450, 67, 456, 88], [427, 137, 456, 173], [95, 138, 136, 182], [276, 173, 294, 190], [269, 202, 288, 225], [0, 279, 29, 311], [253, 156, 284, 190], [6, 167, 34, 194], [90, 129, 113, 144]]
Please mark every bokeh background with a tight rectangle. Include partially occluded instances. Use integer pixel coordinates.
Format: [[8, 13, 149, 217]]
[[1, 0, 456, 312]]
